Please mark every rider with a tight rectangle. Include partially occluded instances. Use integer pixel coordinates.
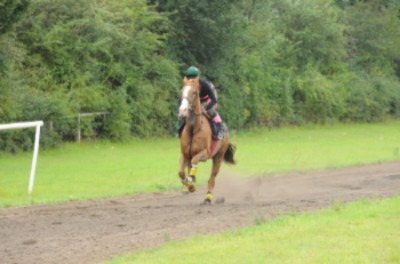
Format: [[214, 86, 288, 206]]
[[178, 66, 225, 140]]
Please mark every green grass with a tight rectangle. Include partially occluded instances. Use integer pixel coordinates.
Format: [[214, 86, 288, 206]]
[[1, 121, 399, 207], [107, 196, 400, 264], [234, 121, 400, 175], [0, 139, 182, 207]]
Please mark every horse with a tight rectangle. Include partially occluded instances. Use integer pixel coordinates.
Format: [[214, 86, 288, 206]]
[[178, 77, 236, 205]]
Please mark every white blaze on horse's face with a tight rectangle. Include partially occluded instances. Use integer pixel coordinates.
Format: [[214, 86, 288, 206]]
[[179, 85, 191, 118]]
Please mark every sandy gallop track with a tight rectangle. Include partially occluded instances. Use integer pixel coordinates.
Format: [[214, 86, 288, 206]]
[[1, 161, 400, 264]]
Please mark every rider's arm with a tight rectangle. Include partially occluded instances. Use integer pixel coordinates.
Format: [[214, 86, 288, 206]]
[[200, 79, 217, 110]]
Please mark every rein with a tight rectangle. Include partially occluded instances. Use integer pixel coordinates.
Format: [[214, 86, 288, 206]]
[[182, 90, 203, 134]]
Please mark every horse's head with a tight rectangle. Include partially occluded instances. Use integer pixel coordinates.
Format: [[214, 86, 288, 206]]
[[178, 77, 201, 119]]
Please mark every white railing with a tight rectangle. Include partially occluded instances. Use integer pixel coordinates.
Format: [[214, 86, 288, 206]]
[[0, 121, 44, 194]]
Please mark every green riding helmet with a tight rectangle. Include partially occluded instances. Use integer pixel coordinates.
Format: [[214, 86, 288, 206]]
[[185, 66, 200, 78]]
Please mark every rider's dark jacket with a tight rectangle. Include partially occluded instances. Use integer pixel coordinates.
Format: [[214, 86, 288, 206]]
[[198, 77, 217, 110], [178, 77, 217, 111]]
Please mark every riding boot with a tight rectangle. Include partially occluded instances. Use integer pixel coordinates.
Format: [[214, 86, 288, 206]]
[[216, 122, 225, 140]]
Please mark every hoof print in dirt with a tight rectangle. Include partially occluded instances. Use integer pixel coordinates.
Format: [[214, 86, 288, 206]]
[[215, 197, 225, 204]]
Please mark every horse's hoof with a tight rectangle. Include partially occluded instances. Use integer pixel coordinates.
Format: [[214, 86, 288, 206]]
[[182, 176, 196, 193], [182, 185, 190, 194], [201, 192, 213, 205], [187, 182, 196, 192], [201, 198, 212, 205]]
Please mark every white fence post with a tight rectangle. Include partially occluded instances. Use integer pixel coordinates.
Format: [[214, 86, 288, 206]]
[[76, 112, 107, 142], [0, 121, 44, 194], [28, 124, 42, 194]]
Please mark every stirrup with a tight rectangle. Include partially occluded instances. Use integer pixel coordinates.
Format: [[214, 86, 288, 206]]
[[217, 131, 224, 140]]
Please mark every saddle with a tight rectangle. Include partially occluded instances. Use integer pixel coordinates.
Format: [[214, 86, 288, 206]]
[[177, 115, 227, 140]]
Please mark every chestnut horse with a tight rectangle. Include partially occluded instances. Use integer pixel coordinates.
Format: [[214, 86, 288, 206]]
[[178, 77, 236, 204]]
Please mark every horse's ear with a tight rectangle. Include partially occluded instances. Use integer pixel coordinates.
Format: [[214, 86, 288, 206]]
[[183, 77, 189, 85]]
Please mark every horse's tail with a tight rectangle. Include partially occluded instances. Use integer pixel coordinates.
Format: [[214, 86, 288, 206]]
[[224, 143, 236, 165]]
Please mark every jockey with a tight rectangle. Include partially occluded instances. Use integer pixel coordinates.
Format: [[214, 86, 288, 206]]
[[178, 66, 225, 140]]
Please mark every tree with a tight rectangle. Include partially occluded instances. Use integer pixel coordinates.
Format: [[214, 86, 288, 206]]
[[0, 0, 29, 34], [16, 0, 180, 140], [0, 0, 29, 74]]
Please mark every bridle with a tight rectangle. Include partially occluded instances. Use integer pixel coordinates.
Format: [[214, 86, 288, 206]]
[[181, 91, 201, 116], [181, 85, 203, 134]]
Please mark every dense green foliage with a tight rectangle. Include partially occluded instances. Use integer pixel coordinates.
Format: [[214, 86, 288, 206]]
[[1, 0, 400, 151]]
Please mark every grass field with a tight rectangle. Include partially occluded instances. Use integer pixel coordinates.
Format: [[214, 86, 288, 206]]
[[107, 196, 400, 264], [1, 121, 399, 208]]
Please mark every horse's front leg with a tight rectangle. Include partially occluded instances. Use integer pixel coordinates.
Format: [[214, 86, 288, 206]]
[[180, 149, 208, 192], [190, 149, 209, 178], [178, 155, 192, 193], [178, 154, 186, 180]]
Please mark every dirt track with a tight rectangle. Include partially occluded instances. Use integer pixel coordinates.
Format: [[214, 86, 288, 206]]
[[1, 161, 400, 264]]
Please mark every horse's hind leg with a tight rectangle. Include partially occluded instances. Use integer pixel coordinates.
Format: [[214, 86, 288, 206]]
[[203, 155, 223, 205]]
